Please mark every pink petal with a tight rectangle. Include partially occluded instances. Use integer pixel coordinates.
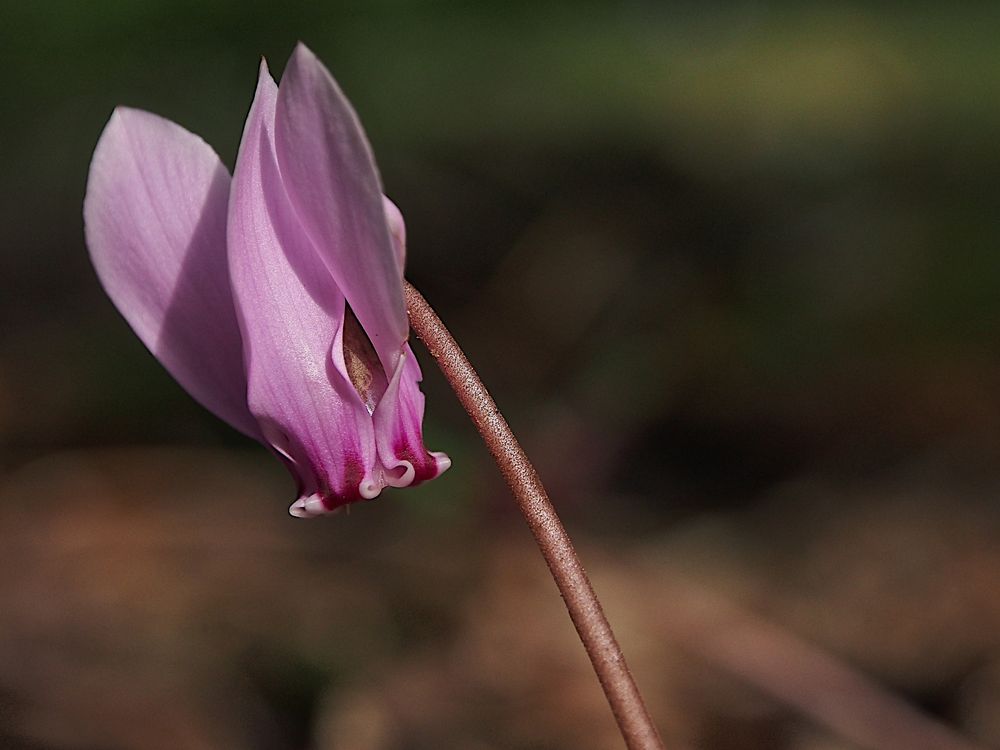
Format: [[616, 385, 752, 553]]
[[274, 43, 407, 376], [83, 108, 258, 438], [228, 62, 381, 515], [373, 344, 452, 489], [382, 195, 407, 267]]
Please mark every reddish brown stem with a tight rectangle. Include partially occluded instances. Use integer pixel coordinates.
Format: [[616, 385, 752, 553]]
[[405, 282, 665, 750]]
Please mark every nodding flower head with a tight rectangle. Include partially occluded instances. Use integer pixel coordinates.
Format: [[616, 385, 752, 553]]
[[84, 44, 450, 516]]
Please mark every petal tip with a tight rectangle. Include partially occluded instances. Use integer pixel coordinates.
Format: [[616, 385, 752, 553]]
[[291, 41, 318, 64], [433, 452, 452, 475], [289, 494, 331, 518], [105, 106, 159, 134]]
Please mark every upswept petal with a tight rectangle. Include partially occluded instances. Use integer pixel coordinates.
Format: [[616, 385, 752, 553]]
[[228, 63, 381, 515], [83, 108, 258, 438], [373, 344, 452, 489], [274, 43, 407, 376]]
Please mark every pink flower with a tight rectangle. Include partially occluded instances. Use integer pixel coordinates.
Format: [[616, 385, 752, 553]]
[[83, 44, 450, 516]]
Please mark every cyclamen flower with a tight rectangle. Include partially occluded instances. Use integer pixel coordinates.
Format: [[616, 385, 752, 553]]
[[83, 44, 450, 516]]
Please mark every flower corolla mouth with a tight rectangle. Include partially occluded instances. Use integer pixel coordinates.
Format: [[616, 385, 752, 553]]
[[83, 43, 450, 515]]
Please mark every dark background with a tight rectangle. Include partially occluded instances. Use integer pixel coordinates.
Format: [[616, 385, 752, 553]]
[[2, 2, 1000, 748]]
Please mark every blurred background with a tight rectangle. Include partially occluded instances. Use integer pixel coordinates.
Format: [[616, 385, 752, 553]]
[[2, 1, 1000, 748]]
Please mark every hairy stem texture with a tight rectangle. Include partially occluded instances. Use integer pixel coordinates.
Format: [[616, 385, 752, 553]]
[[405, 282, 664, 750]]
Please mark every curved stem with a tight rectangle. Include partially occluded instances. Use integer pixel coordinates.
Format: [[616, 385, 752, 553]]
[[405, 282, 665, 750]]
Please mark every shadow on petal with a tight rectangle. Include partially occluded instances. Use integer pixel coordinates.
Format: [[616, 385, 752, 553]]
[[156, 167, 258, 439]]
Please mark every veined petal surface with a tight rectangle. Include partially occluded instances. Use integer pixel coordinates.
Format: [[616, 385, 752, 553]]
[[228, 63, 380, 515], [275, 43, 407, 376], [83, 108, 258, 438]]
